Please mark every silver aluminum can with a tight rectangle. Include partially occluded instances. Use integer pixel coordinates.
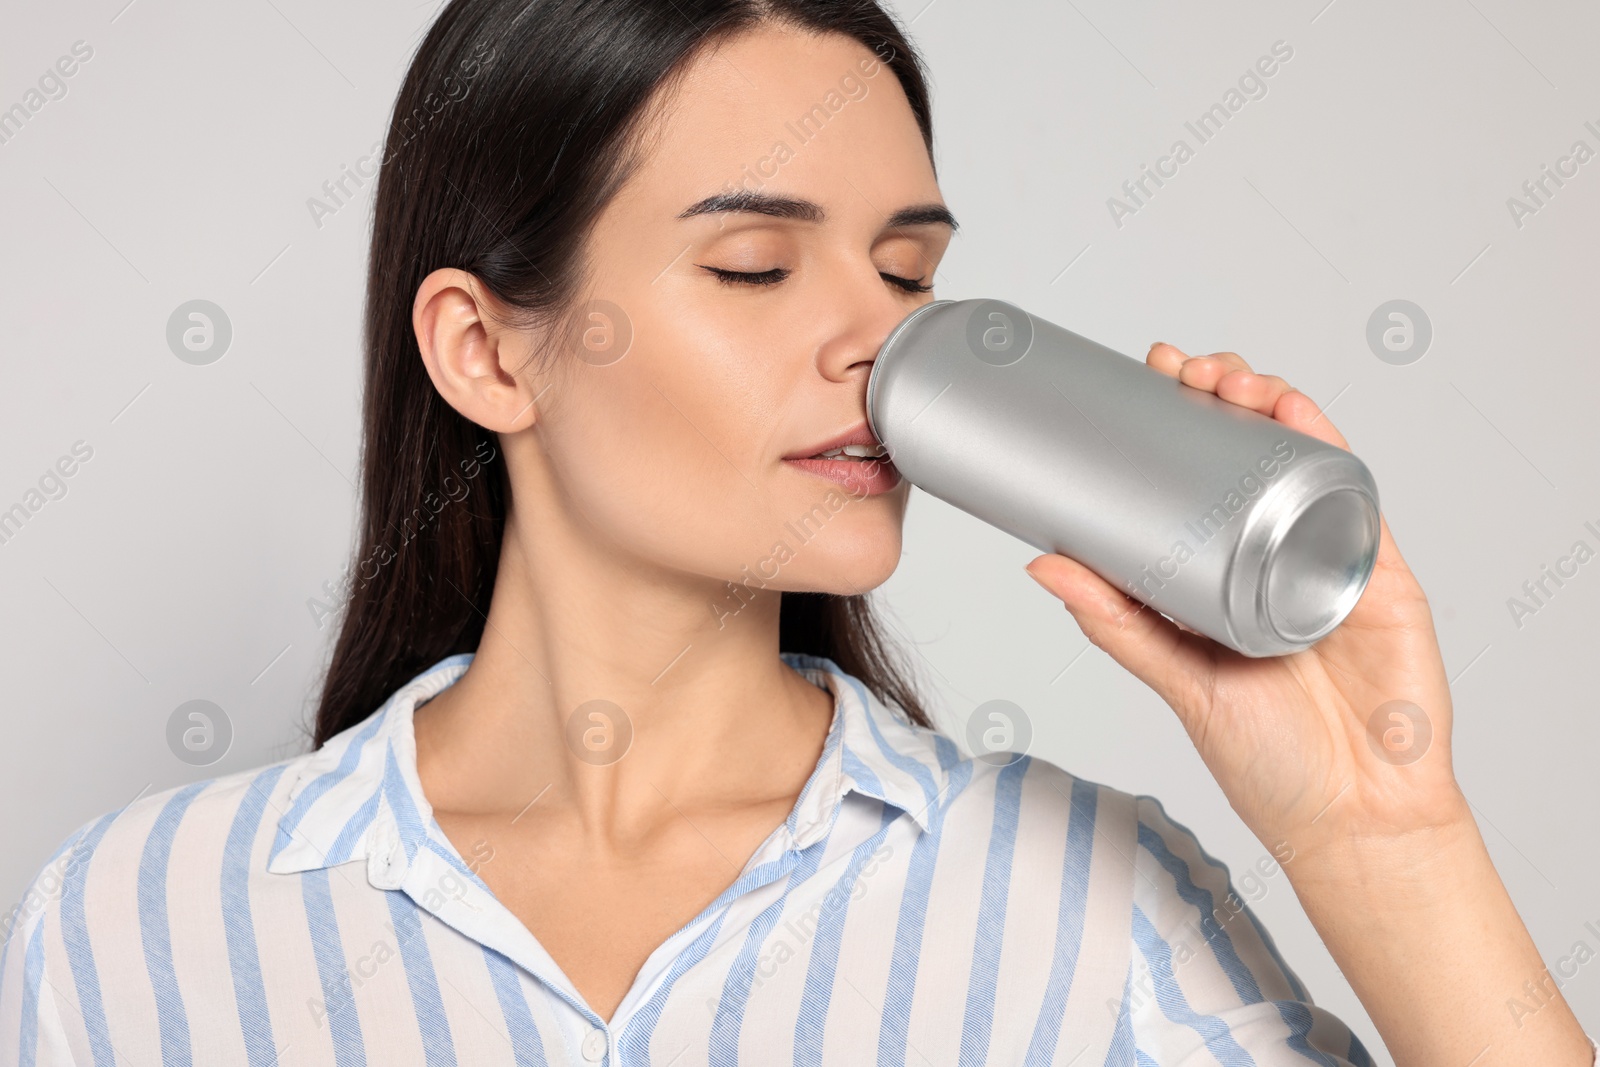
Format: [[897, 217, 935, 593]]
[[867, 298, 1381, 657]]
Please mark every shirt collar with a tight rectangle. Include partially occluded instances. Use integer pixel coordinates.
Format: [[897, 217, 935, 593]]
[[266, 650, 949, 880], [776, 651, 947, 849]]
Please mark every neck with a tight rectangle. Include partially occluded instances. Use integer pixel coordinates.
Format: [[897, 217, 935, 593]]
[[411, 500, 836, 845]]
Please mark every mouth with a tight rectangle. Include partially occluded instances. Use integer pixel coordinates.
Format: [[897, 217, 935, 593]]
[[781, 421, 902, 495], [782, 447, 902, 495], [802, 443, 890, 461]]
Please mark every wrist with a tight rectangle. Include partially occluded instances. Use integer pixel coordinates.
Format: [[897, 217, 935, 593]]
[[1282, 783, 1479, 904], [1276, 796, 1592, 1067]]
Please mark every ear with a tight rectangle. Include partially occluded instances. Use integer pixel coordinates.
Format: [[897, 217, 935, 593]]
[[413, 268, 549, 433]]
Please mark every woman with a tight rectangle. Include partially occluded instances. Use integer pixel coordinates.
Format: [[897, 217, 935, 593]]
[[1, 0, 1591, 1064]]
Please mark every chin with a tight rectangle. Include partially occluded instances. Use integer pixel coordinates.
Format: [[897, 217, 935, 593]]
[[741, 493, 907, 592], [791, 535, 904, 595]]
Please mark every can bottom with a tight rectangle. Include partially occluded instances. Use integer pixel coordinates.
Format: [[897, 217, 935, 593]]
[[1260, 487, 1380, 648], [1224, 451, 1381, 657]]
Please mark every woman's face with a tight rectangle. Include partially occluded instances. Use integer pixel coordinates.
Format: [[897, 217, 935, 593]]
[[514, 25, 953, 598]]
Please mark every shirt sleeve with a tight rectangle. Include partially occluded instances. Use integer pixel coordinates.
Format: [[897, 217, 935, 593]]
[[1115, 792, 1375, 1066], [0, 828, 90, 1067]]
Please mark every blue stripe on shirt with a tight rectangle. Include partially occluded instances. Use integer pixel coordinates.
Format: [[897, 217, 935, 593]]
[[618, 908, 737, 1063], [17, 921, 46, 1067], [841, 674, 943, 816], [223, 764, 290, 1067], [876, 754, 975, 1067], [137, 780, 209, 1067], [1102, 959, 1135, 1067], [1027, 774, 1098, 1067], [958, 754, 1030, 1065], [481, 945, 548, 1067], [303, 867, 367, 1067], [326, 790, 380, 868], [271, 715, 386, 866], [0, 822, 91, 1010], [1131, 902, 1252, 1066], [708, 834, 829, 1065], [792, 804, 901, 1067], [385, 888, 457, 1067], [383, 748, 428, 864], [1137, 819, 1336, 1067], [59, 808, 123, 1067]]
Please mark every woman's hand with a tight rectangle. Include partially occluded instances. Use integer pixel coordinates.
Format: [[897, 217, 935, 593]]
[[1025, 345, 1598, 1066], [1023, 343, 1468, 858]]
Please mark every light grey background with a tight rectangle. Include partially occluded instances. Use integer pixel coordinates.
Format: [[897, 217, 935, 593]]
[[2, 1, 1596, 1062]]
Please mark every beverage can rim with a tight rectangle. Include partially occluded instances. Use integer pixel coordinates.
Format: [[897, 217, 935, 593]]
[[866, 298, 956, 445]]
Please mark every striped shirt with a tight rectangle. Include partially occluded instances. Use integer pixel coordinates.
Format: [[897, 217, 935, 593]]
[[1, 650, 1374, 1066]]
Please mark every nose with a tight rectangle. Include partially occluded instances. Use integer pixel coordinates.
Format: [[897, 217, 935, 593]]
[[813, 273, 932, 387]]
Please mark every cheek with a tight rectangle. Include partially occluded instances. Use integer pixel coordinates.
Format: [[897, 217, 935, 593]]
[[538, 311, 908, 587], [540, 350, 791, 570]]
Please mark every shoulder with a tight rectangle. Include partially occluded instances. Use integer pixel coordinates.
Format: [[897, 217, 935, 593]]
[[940, 748, 1275, 878], [930, 748, 1147, 899], [941, 745, 1140, 840], [945, 762, 1368, 1059], [935, 749, 1284, 922], [6, 757, 304, 944]]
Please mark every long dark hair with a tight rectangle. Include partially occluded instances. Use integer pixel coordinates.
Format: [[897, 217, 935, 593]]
[[311, 0, 940, 746]]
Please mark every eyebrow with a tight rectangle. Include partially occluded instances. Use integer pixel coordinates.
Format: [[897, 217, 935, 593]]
[[677, 189, 959, 233]]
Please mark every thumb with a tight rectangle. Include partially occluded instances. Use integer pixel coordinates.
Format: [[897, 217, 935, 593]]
[[1024, 552, 1214, 711]]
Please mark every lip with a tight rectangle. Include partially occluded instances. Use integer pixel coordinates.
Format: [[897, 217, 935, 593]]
[[782, 421, 886, 461], [781, 420, 902, 495], [782, 454, 903, 495]]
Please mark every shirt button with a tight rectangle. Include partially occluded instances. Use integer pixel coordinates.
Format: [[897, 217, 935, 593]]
[[581, 1026, 607, 1062]]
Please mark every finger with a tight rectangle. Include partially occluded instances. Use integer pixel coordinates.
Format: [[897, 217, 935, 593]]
[[1214, 370, 1296, 417], [1270, 388, 1354, 453], [1176, 354, 1231, 393], [1147, 342, 1190, 377], [1024, 552, 1217, 715], [1155, 344, 1358, 457], [1204, 350, 1254, 373]]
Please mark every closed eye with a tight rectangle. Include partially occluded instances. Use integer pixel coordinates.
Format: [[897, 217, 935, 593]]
[[883, 273, 933, 294], [700, 266, 933, 293], [703, 266, 789, 287]]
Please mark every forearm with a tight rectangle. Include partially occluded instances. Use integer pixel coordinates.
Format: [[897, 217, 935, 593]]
[[1288, 803, 1592, 1067]]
